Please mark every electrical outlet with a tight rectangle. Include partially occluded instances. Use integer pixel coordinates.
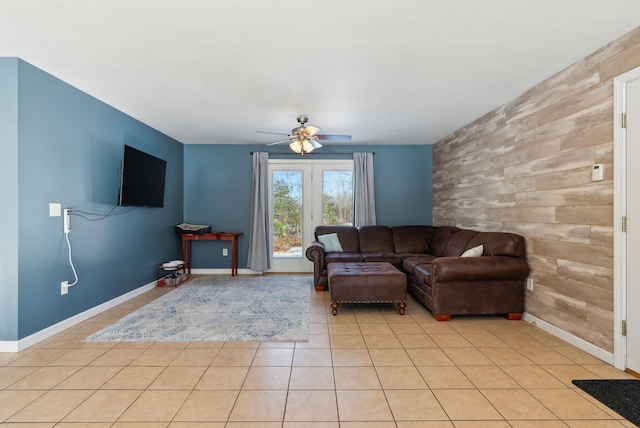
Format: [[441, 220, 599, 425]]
[[526, 278, 534, 291], [49, 203, 61, 217], [61, 281, 69, 295], [223, 248, 228, 256]]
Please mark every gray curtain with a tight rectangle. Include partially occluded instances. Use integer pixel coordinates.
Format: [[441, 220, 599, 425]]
[[247, 152, 271, 271], [353, 152, 376, 227]]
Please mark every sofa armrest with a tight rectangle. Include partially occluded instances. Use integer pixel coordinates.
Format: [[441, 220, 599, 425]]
[[306, 241, 326, 288], [432, 256, 530, 282], [306, 241, 326, 263]]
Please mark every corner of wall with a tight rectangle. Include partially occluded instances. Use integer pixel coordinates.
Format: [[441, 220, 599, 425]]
[[0, 58, 20, 341]]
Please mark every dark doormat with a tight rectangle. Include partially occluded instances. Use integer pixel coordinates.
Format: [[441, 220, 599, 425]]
[[572, 379, 640, 426]]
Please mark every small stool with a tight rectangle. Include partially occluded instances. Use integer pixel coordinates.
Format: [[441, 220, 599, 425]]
[[328, 262, 407, 315]]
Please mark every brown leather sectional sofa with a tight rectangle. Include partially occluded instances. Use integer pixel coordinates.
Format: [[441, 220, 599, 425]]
[[305, 225, 530, 320]]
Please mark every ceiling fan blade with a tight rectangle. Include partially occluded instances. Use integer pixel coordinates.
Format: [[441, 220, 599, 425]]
[[316, 134, 352, 142], [310, 139, 323, 149], [266, 138, 293, 146], [256, 131, 289, 136], [302, 125, 321, 137]]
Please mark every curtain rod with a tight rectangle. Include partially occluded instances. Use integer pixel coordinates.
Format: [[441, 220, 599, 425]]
[[249, 152, 374, 156]]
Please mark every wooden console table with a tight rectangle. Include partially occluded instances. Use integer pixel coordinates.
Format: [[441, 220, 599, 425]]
[[181, 232, 243, 276]]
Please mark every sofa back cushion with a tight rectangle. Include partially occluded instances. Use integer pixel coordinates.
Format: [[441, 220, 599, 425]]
[[466, 232, 526, 258], [391, 226, 436, 254], [429, 226, 462, 256], [443, 229, 480, 256], [358, 226, 395, 253], [315, 226, 360, 253]]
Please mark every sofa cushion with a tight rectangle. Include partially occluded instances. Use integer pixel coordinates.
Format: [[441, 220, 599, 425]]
[[402, 254, 437, 275], [326, 252, 363, 264], [358, 226, 395, 253], [443, 229, 479, 256], [391, 226, 435, 254], [318, 233, 344, 253], [361, 252, 403, 267], [413, 264, 433, 286], [410, 280, 432, 301], [429, 226, 462, 256], [466, 232, 526, 258], [315, 226, 360, 253]]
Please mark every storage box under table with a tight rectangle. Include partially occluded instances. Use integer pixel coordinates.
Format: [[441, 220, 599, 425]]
[[157, 262, 187, 287]]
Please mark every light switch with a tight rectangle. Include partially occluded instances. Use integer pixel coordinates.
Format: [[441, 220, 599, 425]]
[[49, 203, 62, 217], [592, 164, 604, 181]]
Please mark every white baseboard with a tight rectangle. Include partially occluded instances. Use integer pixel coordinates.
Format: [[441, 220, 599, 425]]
[[522, 312, 614, 365], [190, 268, 262, 275], [0, 280, 157, 353]]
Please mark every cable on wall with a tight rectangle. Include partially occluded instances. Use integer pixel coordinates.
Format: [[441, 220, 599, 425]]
[[64, 225, 79, 287], [60, 205, 136, 295], [71, 204, 137, 221]]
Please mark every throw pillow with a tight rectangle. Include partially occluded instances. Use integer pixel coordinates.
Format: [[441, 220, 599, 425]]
[[318, 233, 344, 253], [461, 244, 483, 257]]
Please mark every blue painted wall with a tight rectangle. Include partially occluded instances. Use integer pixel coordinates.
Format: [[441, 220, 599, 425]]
[[183, 144, 432, 269], [1, 59, 184, 340]]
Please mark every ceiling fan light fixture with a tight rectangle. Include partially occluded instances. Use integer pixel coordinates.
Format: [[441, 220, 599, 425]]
[[302, 139, 315, 153], [289, 141, 303, 153]]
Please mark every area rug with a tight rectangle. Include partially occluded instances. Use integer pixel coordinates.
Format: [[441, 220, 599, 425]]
[[83, 275, 312, 342], [572, 379, 640, 425]]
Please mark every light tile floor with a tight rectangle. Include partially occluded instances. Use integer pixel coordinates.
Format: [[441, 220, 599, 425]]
[[0, 278, 637, 427]]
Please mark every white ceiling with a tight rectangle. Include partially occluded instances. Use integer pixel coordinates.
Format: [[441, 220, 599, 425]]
[[1, 1, 640, 146]]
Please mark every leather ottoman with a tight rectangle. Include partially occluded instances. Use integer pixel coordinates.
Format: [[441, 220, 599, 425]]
[[327, 262, 407, 315]]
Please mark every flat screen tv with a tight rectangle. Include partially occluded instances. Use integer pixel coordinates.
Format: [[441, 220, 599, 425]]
[[118, 145, 167, 207]]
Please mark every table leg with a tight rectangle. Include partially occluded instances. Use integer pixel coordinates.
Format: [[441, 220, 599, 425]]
[[186, 241, 192, 275], [231, 236, 238, 276], [181, 238, 187, 274]]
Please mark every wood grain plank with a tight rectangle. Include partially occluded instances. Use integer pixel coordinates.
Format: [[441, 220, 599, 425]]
[[536, 82, 612, 126], [555, 205, 613, 226], [531, 239, 612, 269], [504, 147, 594, 180], [515, 185, 612, 207], [486, 207, 555, 223], [507, 223, 591, 245], [599, 41, 640, 82], [557, 259, 613, 289], [590, 226, 613, 247]]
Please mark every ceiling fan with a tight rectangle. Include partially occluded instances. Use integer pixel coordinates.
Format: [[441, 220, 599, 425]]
[[257, 116, 351, 154]]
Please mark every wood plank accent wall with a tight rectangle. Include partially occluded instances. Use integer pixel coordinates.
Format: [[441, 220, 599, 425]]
[[433, 27, 640, 352]]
